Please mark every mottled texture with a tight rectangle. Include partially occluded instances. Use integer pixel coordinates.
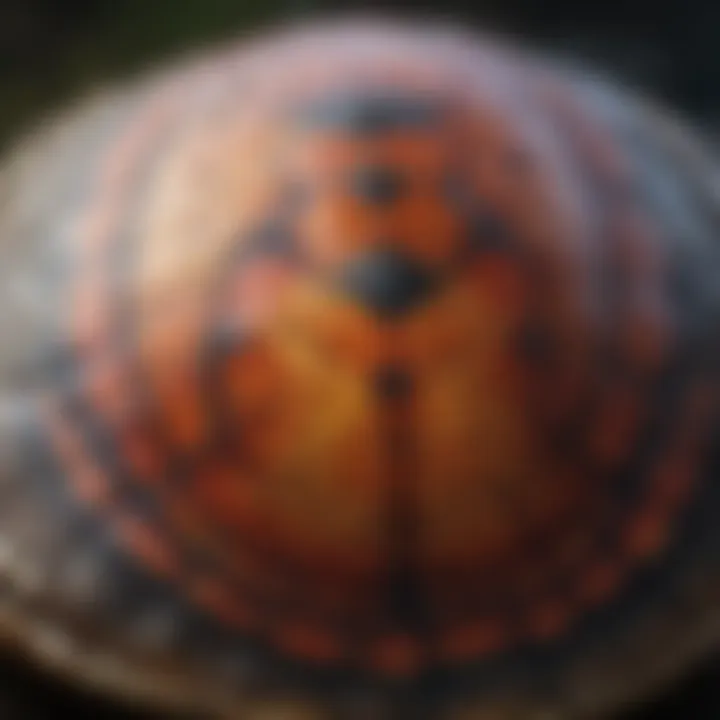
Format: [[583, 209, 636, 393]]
[[0, 18, 718, 719]]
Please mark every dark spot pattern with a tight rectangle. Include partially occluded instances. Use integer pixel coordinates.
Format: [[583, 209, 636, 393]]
[[3, 20, 718, 720], [339, 247, 437, 318]]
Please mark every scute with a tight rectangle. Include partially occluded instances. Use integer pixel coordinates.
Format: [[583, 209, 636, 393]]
[[0, 18, 718, 720]]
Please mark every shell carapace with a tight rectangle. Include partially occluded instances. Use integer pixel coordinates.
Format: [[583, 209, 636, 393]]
[[0, 18, 719, 719]]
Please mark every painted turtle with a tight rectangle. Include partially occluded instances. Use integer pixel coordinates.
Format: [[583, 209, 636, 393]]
[[0, 17, 718, 720]]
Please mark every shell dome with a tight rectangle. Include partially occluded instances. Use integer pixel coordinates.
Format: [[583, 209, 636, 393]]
[[0, 18, 719, 719]]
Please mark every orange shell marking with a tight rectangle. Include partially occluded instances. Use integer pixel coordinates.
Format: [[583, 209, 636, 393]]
[[38, 22, 720, 691]]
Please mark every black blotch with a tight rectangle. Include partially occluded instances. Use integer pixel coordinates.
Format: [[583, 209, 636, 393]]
[[351, 165, 405, 206], [297, 91, 445, 136], [340, 247, 436, 319], [386, 562, 426, 632]]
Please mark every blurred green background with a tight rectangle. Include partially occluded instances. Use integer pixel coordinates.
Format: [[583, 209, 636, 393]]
[[0, 0, 718, 152]]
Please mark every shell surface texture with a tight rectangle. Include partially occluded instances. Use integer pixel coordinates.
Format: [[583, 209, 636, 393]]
[[0, 17, 718, 720]]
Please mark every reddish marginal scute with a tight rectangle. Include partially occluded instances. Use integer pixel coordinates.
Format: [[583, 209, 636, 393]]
[[39, 24, 715, 684], [576, 560, 625, 607], [186, 463, 260, 543], [623, 507, 671, 562], [527, 599, 573, 641], [120, 426, 164, 480], [274, 623, 345, 665], [440, 620, 510, 663], [115, 514, 178, 578], [47, 410, 111, 507], [621, 380, 717, 562], [367, 634, 425, 678], [192, 576, 257, 630], [586, 383, 645, 469]]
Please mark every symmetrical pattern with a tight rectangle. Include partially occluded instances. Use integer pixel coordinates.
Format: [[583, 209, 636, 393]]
[[0, 20, 718, 719]]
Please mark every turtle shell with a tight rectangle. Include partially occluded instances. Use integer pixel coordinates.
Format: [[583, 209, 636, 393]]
[[0, 17, 719, 720]]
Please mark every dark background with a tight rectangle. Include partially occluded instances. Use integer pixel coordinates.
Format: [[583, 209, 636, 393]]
[[0, 0, 718, 717], [0, 0, 718, 149]]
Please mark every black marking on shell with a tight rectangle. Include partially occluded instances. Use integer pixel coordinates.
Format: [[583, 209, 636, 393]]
[[296, 90, 445, 136], [339, 247, 436, 319], [1, 24, 719, 719]]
